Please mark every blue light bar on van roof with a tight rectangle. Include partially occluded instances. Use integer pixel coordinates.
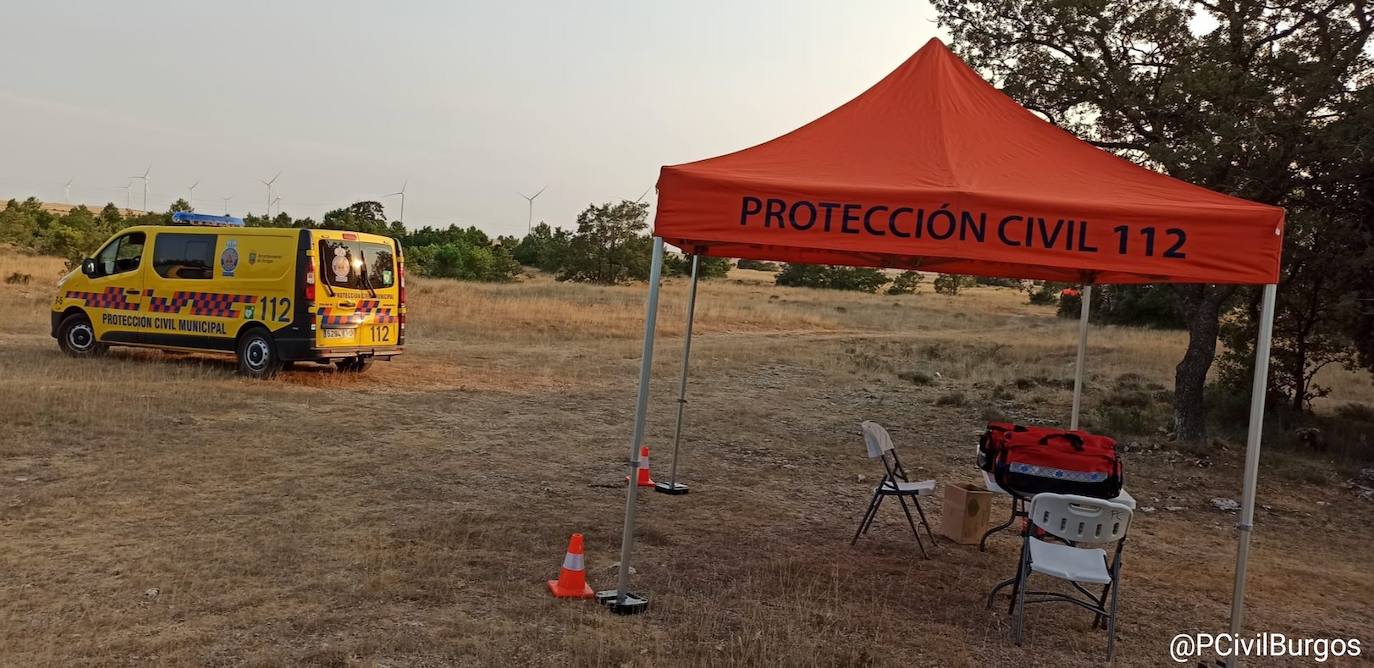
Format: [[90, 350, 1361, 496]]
[[171, 211, 245, 227]]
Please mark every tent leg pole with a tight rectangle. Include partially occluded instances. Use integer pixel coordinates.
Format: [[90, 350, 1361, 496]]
[[1227, 283, 1277, 658], [659, 255, 699, 495], [1070, 284, 1093, 430], [600, 237, 665, 615]]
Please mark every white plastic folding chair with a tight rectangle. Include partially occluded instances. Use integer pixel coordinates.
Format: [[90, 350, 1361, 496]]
[[851, 421, 937, 558], [1012, 493, 1132, 661]]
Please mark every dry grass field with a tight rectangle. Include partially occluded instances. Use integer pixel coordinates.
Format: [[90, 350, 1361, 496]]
[[1, 248, 1371, 666]]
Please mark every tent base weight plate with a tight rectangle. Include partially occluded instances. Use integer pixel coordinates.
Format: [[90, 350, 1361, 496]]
[[654, 482, 689, 495], [595, 590, 649, 615]]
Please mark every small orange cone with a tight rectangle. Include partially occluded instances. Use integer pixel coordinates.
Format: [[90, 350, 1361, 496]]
[[548, 533, 595, 599], [626, 446, 655, 487]]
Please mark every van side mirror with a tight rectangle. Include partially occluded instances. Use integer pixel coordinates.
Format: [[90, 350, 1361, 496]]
[[81, 258, 98, 277]]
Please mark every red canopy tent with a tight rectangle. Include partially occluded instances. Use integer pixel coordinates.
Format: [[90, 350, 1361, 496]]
[[605, 38, 1283, 645], [655, 39, 1283, 283]]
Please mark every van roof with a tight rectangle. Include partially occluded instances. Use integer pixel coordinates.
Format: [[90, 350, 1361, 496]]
[[116, 225, 397, 244], [119, 224, 299, 235]]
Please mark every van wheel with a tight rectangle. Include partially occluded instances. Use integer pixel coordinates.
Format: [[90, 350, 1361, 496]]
[[335, 357, 374, 373], [236, 328, 283, 378], [58, 313, 107, 357]]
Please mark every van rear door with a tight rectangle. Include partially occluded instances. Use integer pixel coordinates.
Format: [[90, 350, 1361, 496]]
[[311, 230, 401, 350]]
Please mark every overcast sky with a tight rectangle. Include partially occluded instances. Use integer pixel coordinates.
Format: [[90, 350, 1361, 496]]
[[2, 1, 940, 237]]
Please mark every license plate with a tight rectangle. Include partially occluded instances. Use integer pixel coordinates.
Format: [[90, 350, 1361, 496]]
[[323, 328, 354, 339]]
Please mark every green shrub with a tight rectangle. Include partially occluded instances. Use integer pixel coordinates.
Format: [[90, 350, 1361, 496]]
[[736, 258, 780, 272], [975, 276, 1021, 288], [886, 271, 924, 295], [775, 264, 890, 293], [1058, 285, 1185, 329], [1057, 289, 1083, 316], [664, 254, 731, 279], [1091, 406, 1159, 436], [1335, 402, 1374, 423], [511, 222, 573, 272], [405, 244, 436, 274], [557, 201, 654, 284], [827, 267, 890, 292], [410, 240, 520, 282], [932, 273, 975, 295], [1, 198, 158, 267], [775, 263, 826, 287], [1025, 281, 1069, 305]]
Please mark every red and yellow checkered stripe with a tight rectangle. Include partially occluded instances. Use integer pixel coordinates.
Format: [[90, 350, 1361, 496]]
[[67, 288, 258, 317], [317, 299, 398, 326], [64, 287, 138, 311], [147, 290, 258, 317]]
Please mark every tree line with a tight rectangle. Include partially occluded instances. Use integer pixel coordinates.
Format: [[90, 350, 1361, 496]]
[[0, 195, 727, 285], [931, 0, 1373, 440], [6, 0, 1372, 441]]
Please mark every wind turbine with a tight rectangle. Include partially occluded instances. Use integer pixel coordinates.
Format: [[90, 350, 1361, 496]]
[[385, 180, 408, 226], [222, 195, 234, 215], [271, 195, 282, 217], [64, 178, 73, 203], [634, 185, 653, 203], [520, 184, 547, 233], [258, 172, 280, 217], [187, 180, 200, 210], [129, 165, 150, 211], [118, 182, 132, 211]]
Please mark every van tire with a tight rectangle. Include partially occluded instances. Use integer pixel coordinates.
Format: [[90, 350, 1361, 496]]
[[57, 312, 107, 357], [335, 357, 373, 373], [236, 328, 283, 378]]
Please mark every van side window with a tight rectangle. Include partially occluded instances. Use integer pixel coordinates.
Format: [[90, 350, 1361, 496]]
[[153, 233, 216, 279], [96, 232, 146, 276]]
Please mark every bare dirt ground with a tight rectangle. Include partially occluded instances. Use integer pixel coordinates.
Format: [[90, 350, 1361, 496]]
[[1, 250, 1371, 666]]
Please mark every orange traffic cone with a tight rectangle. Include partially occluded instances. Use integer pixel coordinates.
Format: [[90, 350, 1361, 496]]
[[548, 533, 595, 599], [626, 446, 655, 487]]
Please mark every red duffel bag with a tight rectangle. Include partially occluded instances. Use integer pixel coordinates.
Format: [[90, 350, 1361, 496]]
[[992, 429, 1123, 499], [978, 422, 1062, 473]]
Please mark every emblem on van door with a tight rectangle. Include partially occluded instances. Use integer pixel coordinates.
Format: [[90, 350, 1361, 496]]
[[248, 251, 258, 265], [221, 239, 240, 277], [331, 247, 350, 283]]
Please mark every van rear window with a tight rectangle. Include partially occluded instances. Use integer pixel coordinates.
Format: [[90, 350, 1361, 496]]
[[319, 239, 396, 289]]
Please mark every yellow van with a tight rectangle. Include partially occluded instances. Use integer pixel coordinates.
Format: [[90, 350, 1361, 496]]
[[51, 212, 405, 377]]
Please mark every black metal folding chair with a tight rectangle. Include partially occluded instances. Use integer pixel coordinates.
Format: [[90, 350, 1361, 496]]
[[850, 421, 937, 558], [1011, 493, 1133, 661]]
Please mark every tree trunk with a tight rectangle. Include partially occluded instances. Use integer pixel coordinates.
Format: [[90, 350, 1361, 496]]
[[1292, 336, 1307, 413], [1174, 285, 1231, 442]]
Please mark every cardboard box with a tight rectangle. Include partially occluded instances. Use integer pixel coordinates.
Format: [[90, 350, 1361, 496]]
[[940, 482, 994, 544]]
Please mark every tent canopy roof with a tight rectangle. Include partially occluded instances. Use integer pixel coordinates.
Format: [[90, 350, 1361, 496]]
[[653, 39, 1283, 285]]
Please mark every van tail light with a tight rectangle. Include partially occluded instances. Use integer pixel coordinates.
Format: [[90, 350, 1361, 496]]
[[305, 256, 317, 302], [398, 262, 407, 331]]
